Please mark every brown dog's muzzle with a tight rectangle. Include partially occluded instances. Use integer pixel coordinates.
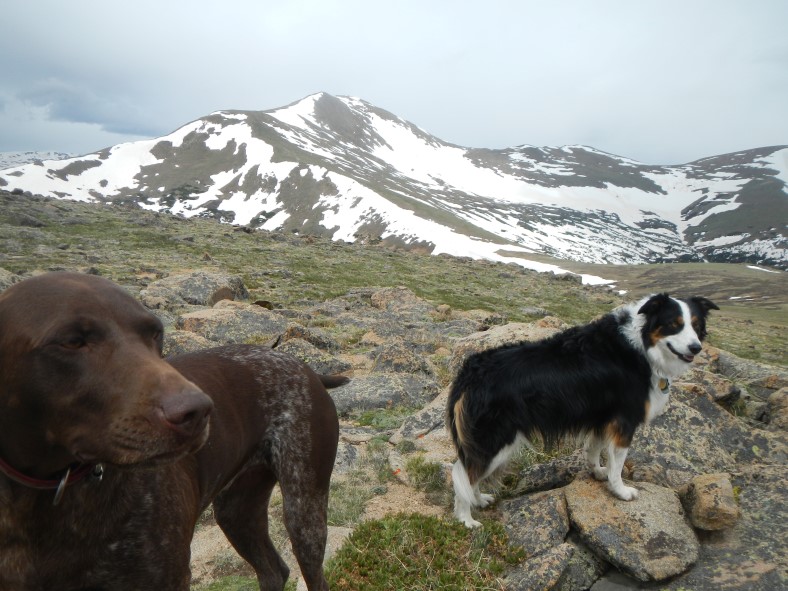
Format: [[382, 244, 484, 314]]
[[157, 386, 214, 441]]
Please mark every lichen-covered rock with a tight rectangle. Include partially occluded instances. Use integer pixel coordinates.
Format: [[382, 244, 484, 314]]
[[369, 286, 434, 318], [329, 373, 439, 415], [660, 464, 787, 591], [176, 300, 288, 344], [716, 350, 788, 401], [501, 489, 570, 558], [629, 382, 787, 487], [682, 367, 741, 404], [390, 388, 448, 444], [281, 323, 341, 352], [505, 542, 574, 591], [448, 317, 567, 374], [765, 387, 788, 430], [0, 268, 21, 291], [680, 473, 741, 531], [141, 271, 249, 310], [554, 533, 609, 591], [513, 449, 587, 496], [565, 477, 699, 582], [163, 329, 215, 356], [370, 342, 434, 376], [275, 338, 351, 375]]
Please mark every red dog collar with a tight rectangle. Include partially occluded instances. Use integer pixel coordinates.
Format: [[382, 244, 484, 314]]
[[0, 455, 102, 505]]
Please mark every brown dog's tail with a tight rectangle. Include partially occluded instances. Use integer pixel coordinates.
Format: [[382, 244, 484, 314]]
[[320, 374, 350, 389]]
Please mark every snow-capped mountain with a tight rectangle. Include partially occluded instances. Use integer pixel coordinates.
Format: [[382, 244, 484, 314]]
[[0, 151, 74, 171], [1, 93, 785, 271]]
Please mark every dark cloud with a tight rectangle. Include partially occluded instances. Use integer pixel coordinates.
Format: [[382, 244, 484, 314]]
[[19, 79, 162, 137]]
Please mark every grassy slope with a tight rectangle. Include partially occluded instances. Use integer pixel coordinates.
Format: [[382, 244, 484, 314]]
[[1, 190, 784, 366]]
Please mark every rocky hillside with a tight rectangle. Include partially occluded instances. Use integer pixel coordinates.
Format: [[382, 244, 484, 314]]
[[1, 189, 785, 589], [1, 93, 785, 270]]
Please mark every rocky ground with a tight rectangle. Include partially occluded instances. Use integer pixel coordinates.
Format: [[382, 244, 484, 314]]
[[2, 268, 783, 590]]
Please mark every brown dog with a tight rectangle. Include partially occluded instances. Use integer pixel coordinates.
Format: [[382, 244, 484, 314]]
[[0, 272, 344, 591]]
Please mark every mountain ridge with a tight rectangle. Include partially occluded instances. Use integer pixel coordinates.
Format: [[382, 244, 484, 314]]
[[1, 92, 785, 271]]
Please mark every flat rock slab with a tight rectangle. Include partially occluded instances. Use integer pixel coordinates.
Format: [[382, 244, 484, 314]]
[[565, 477, 699, 582], [501, 489, 570, 558]]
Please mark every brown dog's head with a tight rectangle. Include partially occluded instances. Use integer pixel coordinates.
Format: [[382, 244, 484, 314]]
[[0, 272, 213, 476]]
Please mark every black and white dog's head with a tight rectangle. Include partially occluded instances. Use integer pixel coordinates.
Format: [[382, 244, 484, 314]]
[[622, 293, 719, 379]]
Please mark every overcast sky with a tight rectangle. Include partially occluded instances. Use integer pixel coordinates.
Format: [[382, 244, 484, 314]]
[[2, 0, 786, 165]]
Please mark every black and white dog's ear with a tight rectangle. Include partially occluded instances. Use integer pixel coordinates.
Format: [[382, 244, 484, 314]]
[[637, 293, 671, 316], [689, 296, 720, 315]]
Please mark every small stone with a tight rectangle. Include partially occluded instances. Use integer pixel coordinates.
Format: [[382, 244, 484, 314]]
[[681, 473, 741, 531]]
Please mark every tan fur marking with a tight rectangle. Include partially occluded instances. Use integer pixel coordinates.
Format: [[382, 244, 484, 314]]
[[604, 422, 630, 449], [453, 395, 468, 449], [649, 327, 663, 345]]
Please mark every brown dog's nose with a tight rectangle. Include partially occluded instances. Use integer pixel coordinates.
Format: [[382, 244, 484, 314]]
[[160, 389, 214, 438]]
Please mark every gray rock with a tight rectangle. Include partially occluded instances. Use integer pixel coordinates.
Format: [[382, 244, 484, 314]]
[[369, 342, 434, 376], [448, 318, 567, 374], [0, 268, 21, 291], [176, 300, 288, 345], [505, 542, 574, 591], [513, 449, 587, 496], [390, 391, 447, 443], [565, 477, 699, 582], [280, 323, 341, 352], [275, 338, 351, 375], [141, 271, 249, 310], [765, 387, 788, 430], [628, 382, 788, 487], [163, 329, 216, 356], [715, 349, 788, 401], [369, 286, 435, 319], [660, 464, 787, 591], [501, 489, 570, 558], [589, 571, 643, 590], [554, 533, 609, 591], [329, 373, 439, 415]]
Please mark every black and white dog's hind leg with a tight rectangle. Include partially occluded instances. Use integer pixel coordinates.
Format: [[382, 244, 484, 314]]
[[452, 434, 527, 528]]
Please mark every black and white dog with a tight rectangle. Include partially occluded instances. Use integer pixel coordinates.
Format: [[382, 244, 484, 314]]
[[447, 293, 718, 527]]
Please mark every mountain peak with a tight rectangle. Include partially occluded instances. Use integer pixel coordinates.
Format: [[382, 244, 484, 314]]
[[0, 97, 785, 272]]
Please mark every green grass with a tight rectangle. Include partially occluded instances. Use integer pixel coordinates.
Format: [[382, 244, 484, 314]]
[[352, 406, 420, 431], [329, 438, 394, 527], [324, 513, 524, 591]]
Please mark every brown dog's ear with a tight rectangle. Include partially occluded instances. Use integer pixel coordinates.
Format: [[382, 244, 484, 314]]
[[637, 293, 671, 316], [689, 296, 719, 314]]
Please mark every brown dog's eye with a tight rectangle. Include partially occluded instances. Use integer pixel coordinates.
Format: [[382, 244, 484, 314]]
[[60, 335, 88, 350]]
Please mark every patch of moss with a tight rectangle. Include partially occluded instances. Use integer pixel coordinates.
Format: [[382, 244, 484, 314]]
[[325, 513, 523, 590]]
